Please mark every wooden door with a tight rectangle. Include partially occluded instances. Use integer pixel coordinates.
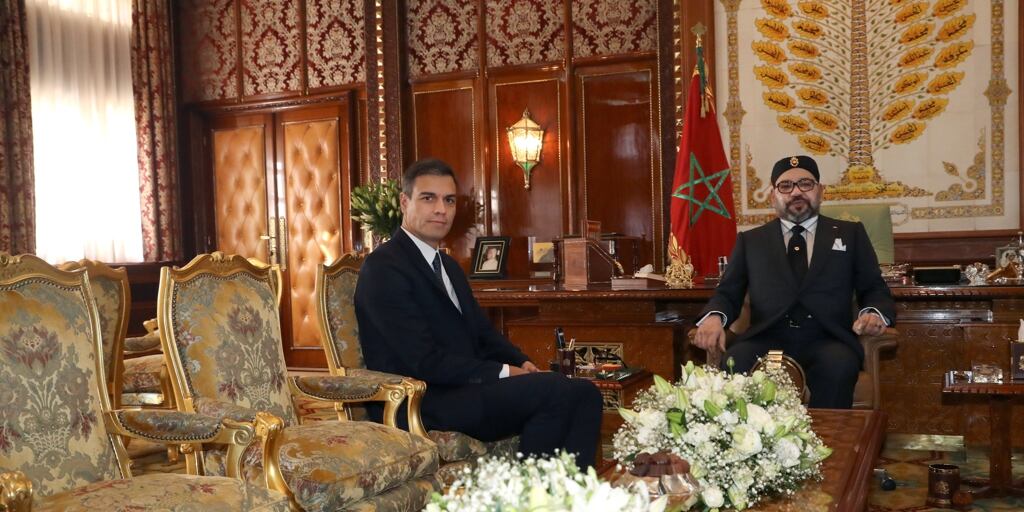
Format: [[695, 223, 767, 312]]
[[276, 101, 355, 367], [205, 100, 357, 368], [209, 114, 275, 262]]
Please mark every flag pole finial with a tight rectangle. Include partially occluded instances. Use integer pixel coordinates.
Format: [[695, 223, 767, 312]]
[[690, 23, 710, 117]]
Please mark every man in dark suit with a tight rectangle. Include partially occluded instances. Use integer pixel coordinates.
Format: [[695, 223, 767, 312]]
[[693, 155, 895, 409], [355, 158, 603, 469]]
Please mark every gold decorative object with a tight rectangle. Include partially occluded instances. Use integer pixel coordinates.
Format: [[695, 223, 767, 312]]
[[665, 236, 694, 289], [506, 108, 544, 189]]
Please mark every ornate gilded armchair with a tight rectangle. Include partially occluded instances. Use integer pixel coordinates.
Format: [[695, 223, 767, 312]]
[[57, 260, 174, 412], [315, 254, 517, 484], [0, 253, 289, 511], [159, 252, 439, 511], [689, 295, 899, 410]]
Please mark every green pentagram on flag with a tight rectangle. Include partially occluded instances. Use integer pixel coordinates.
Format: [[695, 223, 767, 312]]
[[673, 153, 731, 226]]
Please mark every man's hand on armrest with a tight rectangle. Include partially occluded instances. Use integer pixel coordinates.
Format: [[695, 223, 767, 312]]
[[694, 314, 727, 351], [521, 361, 540, 373], [505, 366, 528, 378], [852, 310, 887, 336]]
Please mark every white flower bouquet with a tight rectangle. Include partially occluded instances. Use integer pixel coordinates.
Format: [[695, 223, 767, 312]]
[[426, 451, 666, 512], [613, 362, 832, 511]]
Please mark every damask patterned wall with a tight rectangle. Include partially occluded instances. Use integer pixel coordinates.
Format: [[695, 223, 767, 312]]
[[178, 0, 236, 103], [307, 0, 366, 89], [240, 0, 302, 96], [407, 0, 479, 76], [405, 0, 658, 76], [486, 0, 564, 68], [572, 0, 657, 58], [177, 0, 366, 103]]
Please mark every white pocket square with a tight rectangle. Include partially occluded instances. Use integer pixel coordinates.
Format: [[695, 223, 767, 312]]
[[832, 238, 847, 251]]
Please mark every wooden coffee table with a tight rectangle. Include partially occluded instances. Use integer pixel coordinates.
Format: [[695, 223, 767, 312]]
[[604, 408, 886, 512], [943, 371, 1024, 498]]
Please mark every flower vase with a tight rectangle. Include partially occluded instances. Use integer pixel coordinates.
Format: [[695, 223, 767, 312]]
[[361, 229, 389, 253]]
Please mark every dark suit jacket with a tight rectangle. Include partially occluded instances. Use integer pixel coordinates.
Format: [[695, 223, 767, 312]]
[[355, 229, 530, 423], [699, 215, 896, 361]]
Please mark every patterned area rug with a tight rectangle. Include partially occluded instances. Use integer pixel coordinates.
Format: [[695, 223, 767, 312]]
[[869, 447, 1024, 511]]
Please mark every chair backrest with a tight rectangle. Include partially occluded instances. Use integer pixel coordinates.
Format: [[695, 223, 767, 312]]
[[59, 259, 130, 404], [820, 203, 895, 264], [0, 253, 127, 497], [158, 252, 298, 425], [315, 253, 367, 374]]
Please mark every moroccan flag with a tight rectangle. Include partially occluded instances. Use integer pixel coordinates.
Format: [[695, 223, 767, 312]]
[[669, 47, 736, 277]]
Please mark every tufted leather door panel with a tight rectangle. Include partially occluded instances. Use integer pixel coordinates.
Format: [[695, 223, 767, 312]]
[[204, 102, 355, 368], [212, 125, 270, 261], [282, 118, 344, 348]]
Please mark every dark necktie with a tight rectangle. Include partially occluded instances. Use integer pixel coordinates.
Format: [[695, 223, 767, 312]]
[[788, 224, 808, 283], [431, 252, 444, 286]]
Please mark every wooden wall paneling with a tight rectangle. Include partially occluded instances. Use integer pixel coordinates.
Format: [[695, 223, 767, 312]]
[[561, 0, 577, 234], [276, 101, 352, 367], [489, 71, 565, 278], [574, 58, 664, 270], [207, 113, 274, 261], [411, 79, 482, 268]]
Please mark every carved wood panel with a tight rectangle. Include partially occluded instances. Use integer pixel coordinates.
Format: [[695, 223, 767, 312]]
[[411, 82, 481, 268], [507, 320, 685, 381], [575, 60, 663, 269], [490, 75, 564, 278]]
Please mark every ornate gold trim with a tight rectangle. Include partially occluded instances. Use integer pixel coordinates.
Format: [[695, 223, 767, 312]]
[[58, 260, 131, 409], [0, 471, 32, 512], [910, 0, 1009, 220]]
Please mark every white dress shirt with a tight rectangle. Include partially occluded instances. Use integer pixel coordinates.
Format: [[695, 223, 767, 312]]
[[402, 228, 511, 378]]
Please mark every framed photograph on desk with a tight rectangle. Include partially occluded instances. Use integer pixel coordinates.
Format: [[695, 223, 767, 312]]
[[470, 237, 510, 279]]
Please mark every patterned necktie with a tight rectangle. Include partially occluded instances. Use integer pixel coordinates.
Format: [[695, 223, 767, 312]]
[[788, 224, 808, 283], [431, 252, 444, 286]]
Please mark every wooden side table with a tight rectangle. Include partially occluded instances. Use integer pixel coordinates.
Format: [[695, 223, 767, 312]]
[[586, 368, 653, 468], [943, 371, 1024, 498]]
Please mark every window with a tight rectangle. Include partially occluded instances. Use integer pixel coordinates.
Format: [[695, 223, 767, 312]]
[[28, 0, 143, 263]]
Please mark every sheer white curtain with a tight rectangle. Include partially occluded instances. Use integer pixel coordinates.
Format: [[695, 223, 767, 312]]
[[28, 0, 143, 263]]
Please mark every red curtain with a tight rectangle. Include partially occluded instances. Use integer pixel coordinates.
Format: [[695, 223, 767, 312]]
[[131, 0, 180, 261], [0, 0, 35, 255]]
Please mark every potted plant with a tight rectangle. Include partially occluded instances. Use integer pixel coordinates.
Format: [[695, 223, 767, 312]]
[[350, 179, 402, 247]]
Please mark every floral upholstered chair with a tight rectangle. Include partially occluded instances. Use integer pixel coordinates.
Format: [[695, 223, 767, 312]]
[[0, 253, 290, 511], [315, 253, 517, 486], [159, 252, 440, 511], [57, 260, 174, 413]]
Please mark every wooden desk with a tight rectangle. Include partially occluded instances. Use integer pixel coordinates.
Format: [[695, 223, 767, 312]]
[[474, 283, 1024, 448], [943, 371, 1024, 498]]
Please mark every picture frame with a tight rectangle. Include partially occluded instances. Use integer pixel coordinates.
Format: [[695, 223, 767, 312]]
[[470, 237, 510, 279], [995, 244, 1023, 269]]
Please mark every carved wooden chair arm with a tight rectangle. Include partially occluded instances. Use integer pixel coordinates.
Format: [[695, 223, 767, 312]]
[[104, 410, 256, 479], [124, 318, 162, 355], [0, 471, 32, 512], [287, 375, 411, 435], [344, 368, 428, 438]]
